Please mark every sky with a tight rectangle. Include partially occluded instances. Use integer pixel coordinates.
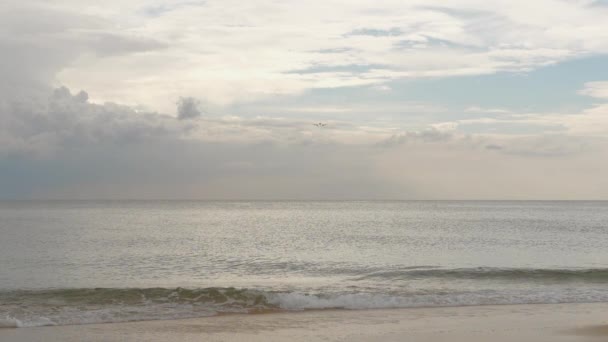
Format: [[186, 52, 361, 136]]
[[1, 0, 608, 199]]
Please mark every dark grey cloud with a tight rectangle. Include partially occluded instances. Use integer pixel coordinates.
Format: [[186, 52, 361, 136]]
[[177, 97, 202, 120], [0, 86, 399, 199], [378, 127, 455, 147], [393, 36, 483, 51], [86, 33, 168, 57], [345, 27, 403, 37], [1, 84, 606, 200], [485, 144, 503, 150], [378, 128, 590, 159], [286, 64, 388, 75], [315, 47, 354, 54], [0, 3, 167, 92], [0, 83, 402, 199], [0, 86, 191, 157], [1, 6, 106, 35]]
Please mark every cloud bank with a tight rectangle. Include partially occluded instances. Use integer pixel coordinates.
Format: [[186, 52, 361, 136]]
[[1, 0, 608, 199]]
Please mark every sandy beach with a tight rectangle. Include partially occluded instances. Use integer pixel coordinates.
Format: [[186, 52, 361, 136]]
[[1, 303, 607, 341]]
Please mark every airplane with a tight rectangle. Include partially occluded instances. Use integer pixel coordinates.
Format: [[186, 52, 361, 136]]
[[313, 122, 327, 127]]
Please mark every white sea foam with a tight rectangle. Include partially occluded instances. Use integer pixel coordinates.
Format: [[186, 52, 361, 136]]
[[0, 316, 56, 328], [0, 317, 21, 329]]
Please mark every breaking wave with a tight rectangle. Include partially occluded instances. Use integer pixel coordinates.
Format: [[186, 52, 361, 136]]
[[2, 277, 608, 328], [354, 267, 608, 282]]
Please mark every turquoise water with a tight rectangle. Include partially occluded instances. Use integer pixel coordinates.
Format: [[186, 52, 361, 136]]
[[1, 201, 607, 327]]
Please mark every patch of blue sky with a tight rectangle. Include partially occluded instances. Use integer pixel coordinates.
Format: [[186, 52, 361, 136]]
[[295, 54, 608, 113], [225, 55, 608, 136], [140, 1, 206, 17]]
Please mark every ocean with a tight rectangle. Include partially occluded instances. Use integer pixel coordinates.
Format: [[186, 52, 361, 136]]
[[1, 200, 607, 328]]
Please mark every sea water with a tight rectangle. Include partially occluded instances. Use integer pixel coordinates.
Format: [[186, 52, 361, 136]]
[[1, 200, 607, 327]]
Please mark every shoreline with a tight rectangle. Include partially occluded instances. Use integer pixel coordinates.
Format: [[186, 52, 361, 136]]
[[2, 303, 607, 341]]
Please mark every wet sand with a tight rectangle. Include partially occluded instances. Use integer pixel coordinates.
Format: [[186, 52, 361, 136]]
[[1, 303, 607, 341]]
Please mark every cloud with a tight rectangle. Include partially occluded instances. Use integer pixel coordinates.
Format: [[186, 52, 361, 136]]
[[345, 28, 404, 37], [579, 81, 608, 99], [375, 138, 608, 200], [0, 87, 403, 199], [2, 0, 608, 199], [487, 134, 591, 157], [485, 144, 503, 150], [287, 64, 388, 75], [378, 127, 455, 147], [0, 86, 191, 157], [85, 33, 168, 57], [560, 103, 608, 135], [177, 97, 202, 120], [15, 0, 605, 110], [2, 84, 608, 199]]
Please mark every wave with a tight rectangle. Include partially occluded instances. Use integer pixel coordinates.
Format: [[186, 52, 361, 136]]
[[0, 287, 266, 328], [354, 267, 608, 282], [0, 316, 54, 329], [1, 287, 270, 306], [2, 283, 608, 328]]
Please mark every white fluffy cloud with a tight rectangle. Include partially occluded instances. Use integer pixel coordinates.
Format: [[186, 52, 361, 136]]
[[3, 0, 604, 110], [579, 81, 608, 99]]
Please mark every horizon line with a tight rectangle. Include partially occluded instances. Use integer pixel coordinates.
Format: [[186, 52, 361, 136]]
[[1, 198, 607, 202]]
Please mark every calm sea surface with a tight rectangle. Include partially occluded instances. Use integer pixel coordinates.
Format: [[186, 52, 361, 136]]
[[1, 200, 607, 327]]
